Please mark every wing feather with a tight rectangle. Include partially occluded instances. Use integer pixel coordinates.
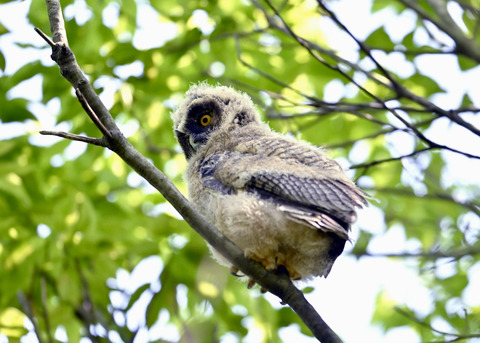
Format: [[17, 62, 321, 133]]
[[199, 149, 368, 238]]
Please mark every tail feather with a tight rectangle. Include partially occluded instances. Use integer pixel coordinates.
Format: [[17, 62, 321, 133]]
[[278, 204, 350, 240]]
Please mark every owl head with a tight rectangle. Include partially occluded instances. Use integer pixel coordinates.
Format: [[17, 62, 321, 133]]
[[172, 83, 261, 159]]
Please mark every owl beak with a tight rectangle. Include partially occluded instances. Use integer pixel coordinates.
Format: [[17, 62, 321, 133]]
[[175, 130, 195, 160]]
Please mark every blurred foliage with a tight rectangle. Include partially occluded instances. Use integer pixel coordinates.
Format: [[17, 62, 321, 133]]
[[0, 0, 479, 342]]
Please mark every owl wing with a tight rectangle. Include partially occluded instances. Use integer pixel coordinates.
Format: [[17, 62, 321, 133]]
[[199, 151, 367, 239]]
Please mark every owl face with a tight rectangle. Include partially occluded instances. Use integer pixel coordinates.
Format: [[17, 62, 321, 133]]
[[172, 83, 261, 160]]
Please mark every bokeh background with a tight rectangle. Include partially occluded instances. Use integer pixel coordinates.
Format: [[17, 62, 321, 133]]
[[1, 0, 479, 342]]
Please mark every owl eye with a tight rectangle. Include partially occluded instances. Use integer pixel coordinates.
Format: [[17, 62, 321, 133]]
[[199, 114, 212, 126]]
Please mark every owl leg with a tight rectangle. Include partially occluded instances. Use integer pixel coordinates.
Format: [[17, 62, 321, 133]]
[[237, 252, 301, 291], [246, 278, 267, 293], [245, 250, 278, 273], [229, 266, 266, 292], [251, 252, 303, 280]]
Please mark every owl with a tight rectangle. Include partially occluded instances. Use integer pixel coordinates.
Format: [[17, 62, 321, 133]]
[[171, 83, 368, 283]]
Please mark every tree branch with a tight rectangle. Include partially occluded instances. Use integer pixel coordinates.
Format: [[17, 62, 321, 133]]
[[370, 186, 480, 216], [38, 1, 341, 342], [350, 148, 434, 169], [17, 291, 45, 343], [75, 88, 112, 139], [395, 306, 480, 342], [39, 130, 107, 146], [351, 245, 480, 259], [262, 0, 480, 160], [317, 0, 480, 140], [399, 0, 480, 63], [40, 277, 53, 343]]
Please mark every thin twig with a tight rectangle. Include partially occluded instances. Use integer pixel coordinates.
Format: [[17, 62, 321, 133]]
[[17, 291, 45, 343], [263, 0, 436, 153], [316, 0, 480, 154], [75, 88, 112, 139], [395, 306, 480, 342], [350, 148, 433, 169], [326, 118, 437, 149], [40, 277, 53, 343], [370, 186, 480, 216], [34, 27, 55, 48], [45, 0, 69, 45], [234, 35, 315, 102], [318, 0, 480, 139], [252, 0, 393, 91], [351, 245, 480, 259], [39, 130, 107, 146], [264, 0, 386, 104]]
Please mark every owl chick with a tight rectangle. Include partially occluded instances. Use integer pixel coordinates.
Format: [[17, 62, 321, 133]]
[[172, 83, 368, 281]]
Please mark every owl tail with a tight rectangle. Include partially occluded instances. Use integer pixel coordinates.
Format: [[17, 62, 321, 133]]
[[278, 204, 350, 241]]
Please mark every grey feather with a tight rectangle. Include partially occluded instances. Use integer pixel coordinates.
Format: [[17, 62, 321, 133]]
[[198, 150, 365, 236]]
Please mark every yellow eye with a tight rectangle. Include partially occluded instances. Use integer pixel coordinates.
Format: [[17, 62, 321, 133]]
[[199, 114, 211, 126]]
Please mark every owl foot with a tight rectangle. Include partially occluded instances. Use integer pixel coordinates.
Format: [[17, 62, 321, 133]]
[[230, 266, 244, 277], [245, 251, 303, 280], [246, 278, 267, 293], [245, 252, 277, 273], [230, 266, 266, 291], [238, 253, 302, 292]]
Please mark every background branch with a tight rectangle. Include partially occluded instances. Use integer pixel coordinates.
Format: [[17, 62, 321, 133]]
[[17, 291, 45, 343], [351, 245, 480, 259]]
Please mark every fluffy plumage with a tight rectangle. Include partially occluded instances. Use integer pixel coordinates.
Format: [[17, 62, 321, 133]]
[[172, 83, 368, 280]]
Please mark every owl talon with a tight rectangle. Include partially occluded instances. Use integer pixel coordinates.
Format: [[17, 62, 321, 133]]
[[230, 266, 243, 277], [247, 279, 256, 289]]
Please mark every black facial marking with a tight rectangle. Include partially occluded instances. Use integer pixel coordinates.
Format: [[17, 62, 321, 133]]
[[234, 111, 251, 127], [175, 130, 194, 160], [186, 99, 221, 134]]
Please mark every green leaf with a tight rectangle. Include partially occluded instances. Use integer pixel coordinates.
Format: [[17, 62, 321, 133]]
[[371, 0, 405, 14], [0, 97, 35, 122], [2, 61, 42, 89], [0, 51, 5, 72], [365, 27, 395, 50], [0, 172, 32, 209], [145, 290, 165, 328], [0, 22, 8, 36], [126, 283, 151, 311], [405, 72, 444, 97], [457, 55, 477, 71], [371, 292, 411, 331], [301, 286, 314, 294], [351, 230, 373, 256]]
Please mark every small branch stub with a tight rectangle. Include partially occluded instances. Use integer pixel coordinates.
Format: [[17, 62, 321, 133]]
[[39, 131, 106, 146], [75, 88, 112, 139], [34, 27, 55, 48]]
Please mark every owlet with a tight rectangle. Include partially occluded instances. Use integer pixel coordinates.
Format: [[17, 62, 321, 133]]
[[172, 83, 368, 281]]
